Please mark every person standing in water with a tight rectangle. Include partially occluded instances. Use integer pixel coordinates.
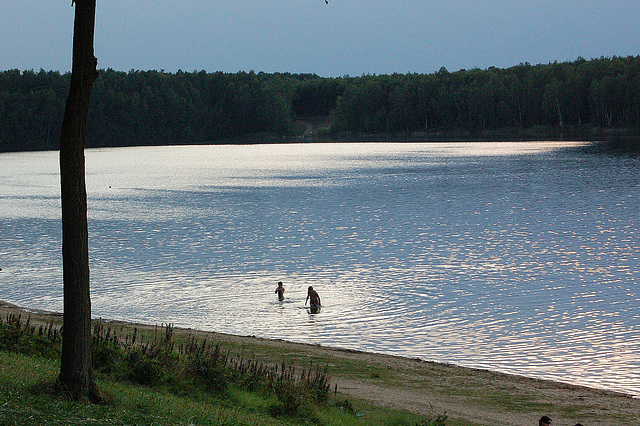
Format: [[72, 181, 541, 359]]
[[305, 286, 321, 307], [275, 281, 285, 301]]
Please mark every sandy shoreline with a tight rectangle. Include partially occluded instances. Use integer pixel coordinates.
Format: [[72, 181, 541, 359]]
[[2, 300, 639, 425]]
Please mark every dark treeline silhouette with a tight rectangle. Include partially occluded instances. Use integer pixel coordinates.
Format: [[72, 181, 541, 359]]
[[331, 56, 640, 139], [2, 55, 639, 152]]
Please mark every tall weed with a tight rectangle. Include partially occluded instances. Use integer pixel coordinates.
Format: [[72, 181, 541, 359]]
[[0, 314, 61, 358]]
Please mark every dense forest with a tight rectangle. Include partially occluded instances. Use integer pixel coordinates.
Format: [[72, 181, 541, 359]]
[[1, 55, 639, 152]]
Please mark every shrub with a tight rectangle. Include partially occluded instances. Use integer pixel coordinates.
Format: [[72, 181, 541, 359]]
[[0, 315, 61, 359], [1, 317, 335, 418], [186, 355, 229, 394], [126, 350, 165, 386]]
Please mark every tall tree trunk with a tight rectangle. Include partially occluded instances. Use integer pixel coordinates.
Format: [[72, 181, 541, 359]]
[[57, 0, 100, 401]]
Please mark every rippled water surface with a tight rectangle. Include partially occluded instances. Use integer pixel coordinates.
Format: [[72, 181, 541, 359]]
[[1, 142, 639, 396]]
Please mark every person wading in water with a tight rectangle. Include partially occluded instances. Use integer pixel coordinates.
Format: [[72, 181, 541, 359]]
[[275, 281, 285, 301], [305, 286, 321, 307]]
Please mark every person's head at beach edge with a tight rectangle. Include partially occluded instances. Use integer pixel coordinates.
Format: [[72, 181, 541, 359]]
[[539, 416, 551, 426]]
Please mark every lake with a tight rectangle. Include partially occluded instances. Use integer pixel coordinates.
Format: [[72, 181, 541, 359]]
[[1, 142, 639, 397]]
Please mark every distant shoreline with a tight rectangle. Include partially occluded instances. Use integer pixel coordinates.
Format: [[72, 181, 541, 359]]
[[2, 299, 639, 425], [2, 130, 639, 155]]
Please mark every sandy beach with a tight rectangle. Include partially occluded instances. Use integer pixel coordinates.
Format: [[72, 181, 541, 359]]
[[1, 300, 638, 425]]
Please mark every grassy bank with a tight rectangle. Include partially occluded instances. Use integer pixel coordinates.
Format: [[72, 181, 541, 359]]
[[0, 310, 444, 425], [1, 302, 639, 425], [2, 351, 436, 425]]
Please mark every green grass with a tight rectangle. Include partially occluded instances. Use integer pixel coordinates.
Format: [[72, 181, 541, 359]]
[[0, 351, 266, 425], [0, 316, 446, 425], [0, 351, 442, 425]]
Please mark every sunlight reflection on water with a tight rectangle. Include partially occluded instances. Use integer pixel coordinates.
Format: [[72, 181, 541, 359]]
[[1, 142, 639, 397]]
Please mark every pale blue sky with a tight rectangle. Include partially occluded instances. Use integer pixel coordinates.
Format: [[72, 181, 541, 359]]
[[2, 1, 639, 77]]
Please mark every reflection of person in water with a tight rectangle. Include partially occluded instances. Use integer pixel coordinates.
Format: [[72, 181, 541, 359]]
[[275, 281, 285, 301], [305, 286, 321, 307]]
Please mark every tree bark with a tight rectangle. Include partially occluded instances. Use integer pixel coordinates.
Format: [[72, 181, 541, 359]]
[[57, 0, 100, 401]]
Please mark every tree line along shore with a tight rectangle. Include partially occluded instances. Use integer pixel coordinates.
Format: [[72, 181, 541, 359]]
[[1, 55, 640, 153]]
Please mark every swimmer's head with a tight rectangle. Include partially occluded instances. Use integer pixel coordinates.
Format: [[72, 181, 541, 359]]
[[308, 286, 313, 291]]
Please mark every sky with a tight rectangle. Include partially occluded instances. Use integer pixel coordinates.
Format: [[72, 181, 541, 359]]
[[2, 1, 639, 77]]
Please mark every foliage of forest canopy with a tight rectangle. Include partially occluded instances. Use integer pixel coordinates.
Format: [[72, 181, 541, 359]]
[[1, 55, 639, 152]]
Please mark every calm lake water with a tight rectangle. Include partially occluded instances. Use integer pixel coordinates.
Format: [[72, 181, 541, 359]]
[[1, 142, 639, 397]]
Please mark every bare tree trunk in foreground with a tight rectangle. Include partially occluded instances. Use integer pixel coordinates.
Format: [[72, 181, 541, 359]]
[[57, 0, 100, 402]]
